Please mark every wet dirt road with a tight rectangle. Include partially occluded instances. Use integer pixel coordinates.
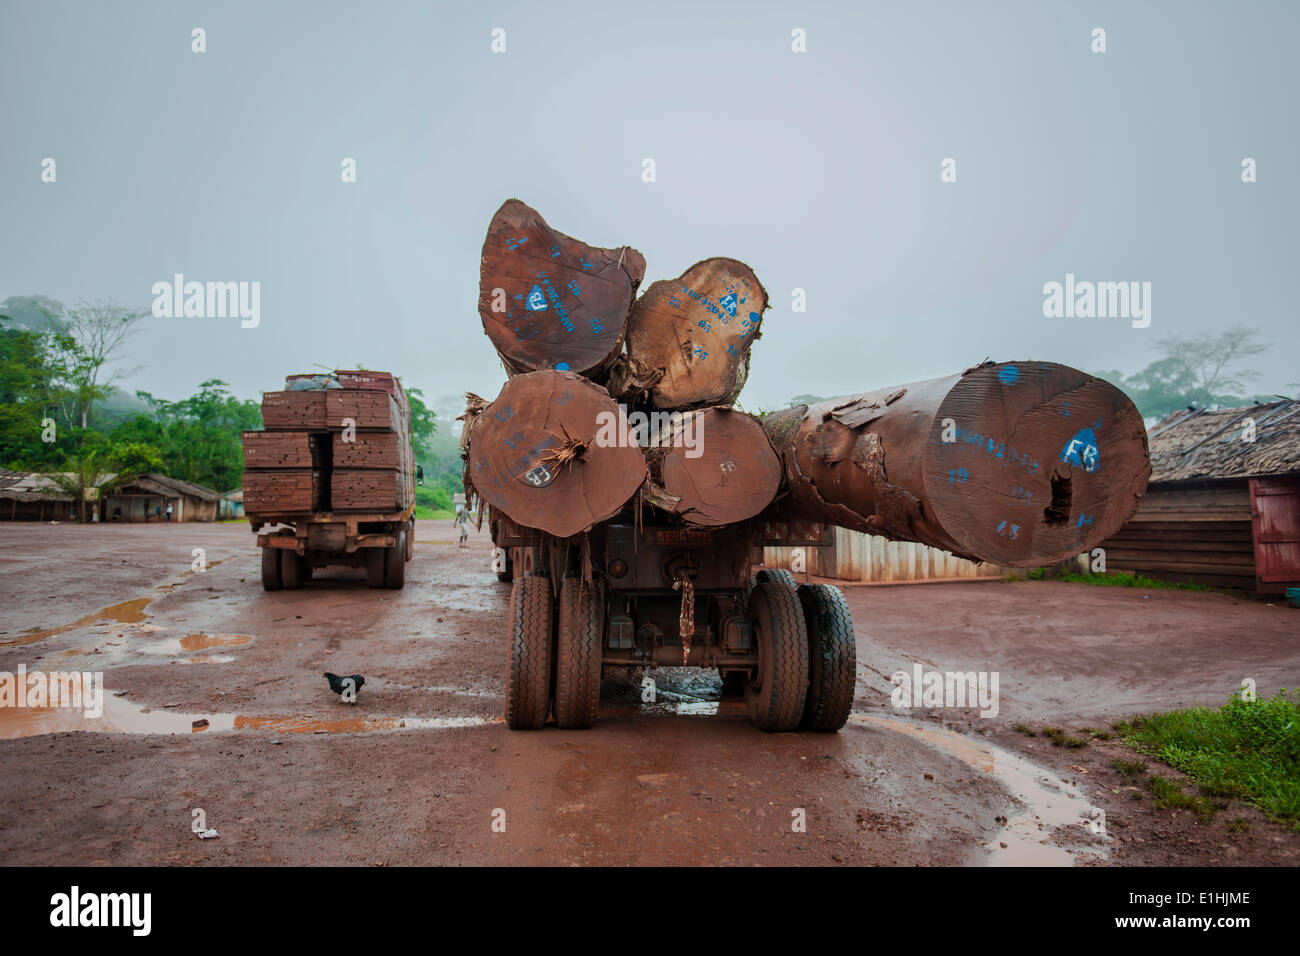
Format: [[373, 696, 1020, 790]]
[[0, 521, 1296, 866]]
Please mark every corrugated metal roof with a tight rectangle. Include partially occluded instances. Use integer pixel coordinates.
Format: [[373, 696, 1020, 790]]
[[0, 470, 78, 502], [1148, 400, 1300, 483]]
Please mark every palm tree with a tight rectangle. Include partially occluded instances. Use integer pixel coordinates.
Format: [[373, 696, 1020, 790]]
[[39, 442, 162, 522]]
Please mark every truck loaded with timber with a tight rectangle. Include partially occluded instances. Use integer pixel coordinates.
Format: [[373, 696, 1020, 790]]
[[465, 199, 1152, 732], [242, 370, 417, 590]]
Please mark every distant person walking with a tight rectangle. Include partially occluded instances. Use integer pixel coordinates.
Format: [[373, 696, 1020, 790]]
[[452, 505, 469, 547], [166, 502, 174, 522]]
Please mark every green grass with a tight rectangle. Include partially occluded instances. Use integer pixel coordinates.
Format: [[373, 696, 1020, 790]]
[[414, 507, 455, 520], [1149, 775, 1222, 823], [1119, 690, 1300, 830], [1026, 568, 1214, 591], [1110, 758, 1147, 778], [1044, 727, 1089, 748], [1012, 723, 1036, 737]]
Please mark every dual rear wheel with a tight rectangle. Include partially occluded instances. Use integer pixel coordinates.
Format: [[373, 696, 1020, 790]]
[[743, 577, 856, 733], [504, 573, 603, 730]]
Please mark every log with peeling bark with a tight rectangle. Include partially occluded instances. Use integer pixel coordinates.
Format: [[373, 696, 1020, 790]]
[[643, 407, 782, 526], [760, 361, 1150, 567], [478, 199, 646, 380], [463, 370, 648, 539], [610, 257, 767, 409]]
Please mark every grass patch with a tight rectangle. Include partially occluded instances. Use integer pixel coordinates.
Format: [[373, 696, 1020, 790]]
[[414, 507, 456, 520], [1110, 758, 1147, 778], [1120, 690, 1300, 830], [1026, 568, 1214, 592], [1012, 723, 1036, 737], [1044, 727, 1089, 748], [1149, 775, 1221, 823]]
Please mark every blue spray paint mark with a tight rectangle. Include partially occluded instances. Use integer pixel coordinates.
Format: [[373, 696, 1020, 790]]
[[556, 362, 570, 371], [525, 285, 547, 311], [719, 290, 738, 317], [998, 365, 1020, 385], [1060, 427, 1101, 473], [1077, 513, 1093, 529]]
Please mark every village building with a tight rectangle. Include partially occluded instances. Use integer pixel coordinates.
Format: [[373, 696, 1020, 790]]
[[0, 471, 222, 522], [1099, 399, 1300, 592]]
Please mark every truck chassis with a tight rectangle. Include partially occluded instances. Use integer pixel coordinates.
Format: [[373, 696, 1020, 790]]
[[252, 505, 415, 590], [492, 513, 856, 732]]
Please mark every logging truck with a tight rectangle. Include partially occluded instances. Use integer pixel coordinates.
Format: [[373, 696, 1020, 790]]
[[468, 199, 1151, 733], [468, 361, 1150, 733], [243, 370, 417, 591], [491, 513, 853, 732]]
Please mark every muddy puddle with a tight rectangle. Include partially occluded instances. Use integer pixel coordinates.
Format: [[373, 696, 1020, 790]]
[[1, 558, 232, 649], [0, 693, 499, 740], [2, 598, 152, 647], [848, 714, 1108, 866], [599, 670, 749, 717]]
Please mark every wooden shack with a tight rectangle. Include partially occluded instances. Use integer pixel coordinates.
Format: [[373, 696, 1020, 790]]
[[102, 474, 222, 522], [1097, 400, 1300, 591]]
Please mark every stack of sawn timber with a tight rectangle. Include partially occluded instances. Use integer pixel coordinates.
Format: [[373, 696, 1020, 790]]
[[464, 199, 781, 539], [242, 370, 414, 516]]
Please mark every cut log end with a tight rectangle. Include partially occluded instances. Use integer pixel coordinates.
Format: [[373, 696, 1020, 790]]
[[923, 362, 1150, 567], [763, 361, 1150, 569], [657, 408, 781, 526], [464, 370, 647, 538], [478, 199, 644, 380], [621, 257, 767, 409]]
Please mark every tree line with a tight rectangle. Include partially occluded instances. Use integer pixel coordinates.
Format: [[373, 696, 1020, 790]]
[[0, 295, 457, 515]]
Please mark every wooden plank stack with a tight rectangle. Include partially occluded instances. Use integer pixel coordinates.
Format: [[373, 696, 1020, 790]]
[[466, 198, 1152, 565], [242, 370, 414, 516]]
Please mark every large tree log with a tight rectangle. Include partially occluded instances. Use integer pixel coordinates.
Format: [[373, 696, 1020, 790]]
[[611, 257, 767, 409], [646, 407, 781, 526], [761, 361, 1150, 567], [478, 199, 646, 380], [464, 370, 647, 538]]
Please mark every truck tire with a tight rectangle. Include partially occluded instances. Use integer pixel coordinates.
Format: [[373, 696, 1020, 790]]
[[385, 533, 406, 589], [555, 574, 602, 729], [755, 568, 799, 590], [366, 547, 385, 589], [797, 584, 856, 732], [506, 574, 553, 729], [261, 548, 282, 591], [280, 549, 304, 590], [744, 579, 809, 732]]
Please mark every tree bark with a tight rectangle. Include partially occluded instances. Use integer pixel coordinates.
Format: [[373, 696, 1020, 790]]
[[478, 199, 646, 381], [463, 370, 647, 538], [761, 361, 1150, 567], [611, 257, 767, 409]]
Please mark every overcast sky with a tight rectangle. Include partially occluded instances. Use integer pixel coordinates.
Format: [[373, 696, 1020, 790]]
[[1, 0, 1296, 411]]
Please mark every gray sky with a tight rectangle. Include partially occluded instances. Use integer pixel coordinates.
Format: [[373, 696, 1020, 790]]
[[2, 0, 1296, 411]]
